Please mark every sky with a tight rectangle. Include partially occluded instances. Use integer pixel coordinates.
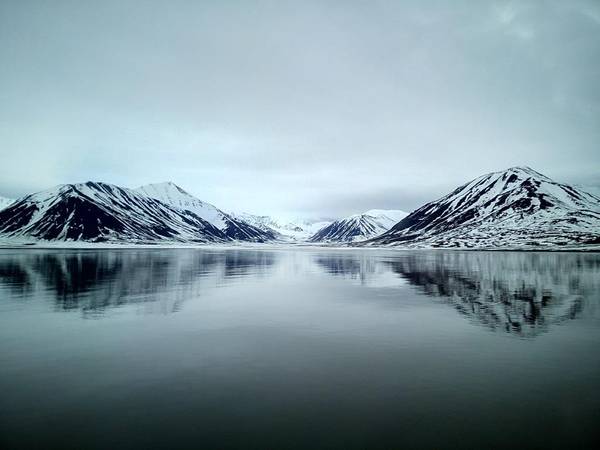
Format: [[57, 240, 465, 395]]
[[0, 0, 599, 218]]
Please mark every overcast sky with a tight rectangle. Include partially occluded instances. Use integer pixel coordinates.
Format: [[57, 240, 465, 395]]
[[0, 0, 599, 218]]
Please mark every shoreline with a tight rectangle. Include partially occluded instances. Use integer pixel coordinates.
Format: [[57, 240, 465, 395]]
[[1, 241, 599, 252]]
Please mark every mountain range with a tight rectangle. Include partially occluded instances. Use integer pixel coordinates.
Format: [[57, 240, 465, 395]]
[[230, 213, 332, 241], [0, 182, 273, 243], [0, 167, 598, 248]]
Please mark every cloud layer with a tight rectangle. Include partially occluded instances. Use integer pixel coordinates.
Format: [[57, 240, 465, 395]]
[[1, 0, 599, 217]]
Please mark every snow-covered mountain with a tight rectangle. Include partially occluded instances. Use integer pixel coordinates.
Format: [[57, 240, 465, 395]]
[[309, 209, 408, 243], [367, 167, 600, 248], [136, 182, 275, 242], [0, 182, 237, 243], [0, 196, 14, 210], [2, 168, 597, 248], [231, 212, 331, 241]]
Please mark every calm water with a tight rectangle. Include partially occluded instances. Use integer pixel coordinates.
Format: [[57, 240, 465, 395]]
[[1, 248, 599, 450]]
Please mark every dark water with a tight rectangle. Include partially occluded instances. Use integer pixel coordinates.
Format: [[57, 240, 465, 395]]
[[1, 248, 599, 450]]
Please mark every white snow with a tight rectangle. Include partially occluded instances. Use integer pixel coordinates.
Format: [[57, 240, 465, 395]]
[[135, 182, 228, 229], [0, 196, 14, 210], [231, 212, 332, 241], [310, 209, 408, 242]]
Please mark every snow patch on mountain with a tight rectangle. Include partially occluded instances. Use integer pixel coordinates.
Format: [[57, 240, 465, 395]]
[[136, 182, 228, 228], [0, 196, 14, 210], [231, 212, 332, 241], [136, 182, 275, 242]]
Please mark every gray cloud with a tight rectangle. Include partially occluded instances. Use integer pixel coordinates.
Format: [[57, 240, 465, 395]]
[[0, 0, 599, 217]]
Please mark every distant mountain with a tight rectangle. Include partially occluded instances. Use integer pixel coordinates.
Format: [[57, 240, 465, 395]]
[[0, 196, 14, 210], [231, 212, 332, 241], [309, 209, 408, 243], [0, 182, 232, 243], [136, 182, 275, 242], [366, 167, 600, 248]]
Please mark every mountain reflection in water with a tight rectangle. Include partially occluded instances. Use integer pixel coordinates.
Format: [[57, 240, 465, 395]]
[[316, 251, 600, 337], [1, 248, 600, 450], [0, 249, 276, 316], [0, 248, 599, 337]]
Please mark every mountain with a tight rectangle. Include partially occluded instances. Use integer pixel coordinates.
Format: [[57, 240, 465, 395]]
[[366, 167, 600, 248], [309, 209, 408, 243], [135, 182, 275, 242], [0, 182, 231, 243], [0, 196, 14, 210], [231, 212, 332, 241]]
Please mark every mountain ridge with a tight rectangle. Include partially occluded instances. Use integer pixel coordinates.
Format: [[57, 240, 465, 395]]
[[0, 181, 245, 243], [364, 166, 600, 248], [231, 212, 332, 241], [309, 209, 408, 243], [1, 166, 598, 248], [136, 182, 275, 242]]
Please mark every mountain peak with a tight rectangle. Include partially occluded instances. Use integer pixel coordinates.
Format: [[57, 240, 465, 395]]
[[135, 182, 218, 222], [309, 209, 408, 243], [361, 209, 407, 220], [0, 181, 229, 243], [24, 181, 124, 201], [506, 165, 536, 172], [137, 181, 190, 196], [135, 183, 276, 242], [494, 166, 552, 181], [367, 167, 600, 248]]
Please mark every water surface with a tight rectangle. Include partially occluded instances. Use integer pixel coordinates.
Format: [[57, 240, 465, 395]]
[[1, 248, 599, 449]]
